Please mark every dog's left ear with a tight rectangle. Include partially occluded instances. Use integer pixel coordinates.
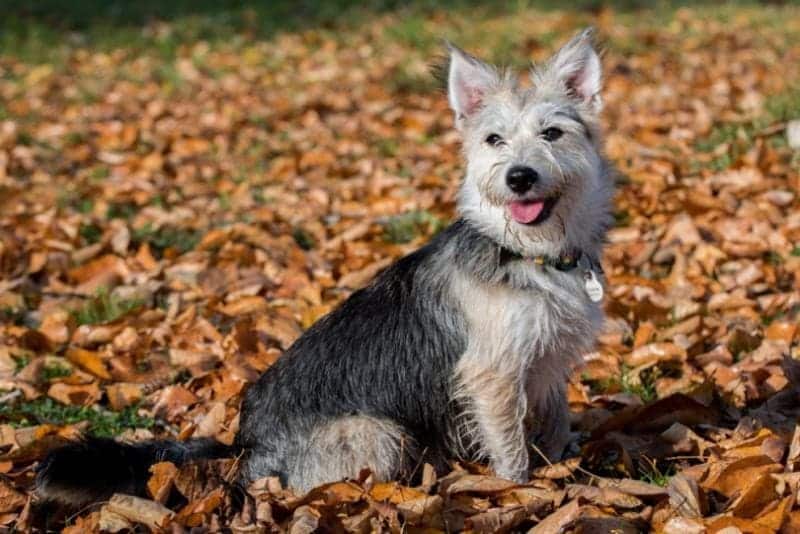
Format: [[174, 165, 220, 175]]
[[536, 28, 602, 112], [447, 44, 499, 130]]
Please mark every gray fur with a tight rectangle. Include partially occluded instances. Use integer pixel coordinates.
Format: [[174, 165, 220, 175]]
[[237, 28, 613, 488], [35, 29, 614, 504]]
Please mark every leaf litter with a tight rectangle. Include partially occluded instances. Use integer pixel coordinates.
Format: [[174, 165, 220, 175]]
[[1, 2, 800, 532]]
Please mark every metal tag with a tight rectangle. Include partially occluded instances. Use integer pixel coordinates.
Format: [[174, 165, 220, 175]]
[[584, 269, 604, 302]]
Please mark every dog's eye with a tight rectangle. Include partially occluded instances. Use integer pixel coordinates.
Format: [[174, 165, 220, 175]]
[[541, 127, 564, 142], [485, 133, 503, 147]]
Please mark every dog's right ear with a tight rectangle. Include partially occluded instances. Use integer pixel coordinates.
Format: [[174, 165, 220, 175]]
[[447, 44, 499, 130], [534, 28, 603, 113]]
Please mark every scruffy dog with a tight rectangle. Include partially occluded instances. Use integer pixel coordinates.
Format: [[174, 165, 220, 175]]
[[36, 29, 613, 505]]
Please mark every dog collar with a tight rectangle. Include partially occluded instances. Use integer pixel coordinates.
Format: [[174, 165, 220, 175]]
[[499, 247, 583, 272], [499, 246, 605, 302]]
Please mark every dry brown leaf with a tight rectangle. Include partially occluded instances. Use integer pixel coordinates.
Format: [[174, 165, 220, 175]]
[[567, 484, 642, 509], [705, 515, 774, 534], [98, 507, 133, 533], [446, 475, 519, 495], [105, 382, 143, 411], [597, 478, 667, 499], [662, 516, 706, 534], [667, 474, 705, 519], [0, 480, 26, 514], [288, 505, 320, 534], [104, 493, 174, 530], [47, 381, 101, 406], [175, 487, 225, 527], [147, 462, 178, 504], [527, 498, 581, 534], [396, 494, 443, 526], [65, 347, 112, 380], [337, 258, 393, 289], [624, 342, 686, 367], [532, 457, 581, 480], [369, 481, 426, 503], [307, 480, 365, 505], [218, 296, 269, 316], [466, 505, 528, 533], [729, 472, 779, 519], [701, 456, 782, 498]]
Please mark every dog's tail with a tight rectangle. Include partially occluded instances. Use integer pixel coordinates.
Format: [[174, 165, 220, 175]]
[[35, 437, 239, 506]]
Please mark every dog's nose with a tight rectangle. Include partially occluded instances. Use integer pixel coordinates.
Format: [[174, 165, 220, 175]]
[[506, 166, 539, 194]]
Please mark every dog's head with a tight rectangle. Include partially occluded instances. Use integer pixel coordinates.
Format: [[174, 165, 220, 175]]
[[448, 29, 613, 259]]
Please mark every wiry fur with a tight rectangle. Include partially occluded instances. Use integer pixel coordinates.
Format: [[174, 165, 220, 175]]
[[35, 28, 614, 504], [35, 437, 235, 506]]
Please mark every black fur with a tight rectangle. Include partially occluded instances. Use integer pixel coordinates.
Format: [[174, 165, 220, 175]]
[[237, 221, 477, 478], [35, 437, 236, 505]]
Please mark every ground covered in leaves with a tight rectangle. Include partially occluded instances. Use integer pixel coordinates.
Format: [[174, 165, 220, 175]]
[[1, 2, 800, 532]]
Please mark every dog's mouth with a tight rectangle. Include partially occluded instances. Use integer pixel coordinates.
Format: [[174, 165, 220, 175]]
[[507, 197, 558, 225]]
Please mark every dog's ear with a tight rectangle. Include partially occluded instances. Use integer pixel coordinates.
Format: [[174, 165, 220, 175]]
[[447, 43, 499, 129], [536, 28, 602, 111]]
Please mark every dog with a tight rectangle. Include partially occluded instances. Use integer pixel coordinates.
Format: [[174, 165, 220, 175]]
[[35, 28, 614, 505]]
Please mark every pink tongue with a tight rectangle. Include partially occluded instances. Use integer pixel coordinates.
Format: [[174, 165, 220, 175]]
[[509, 200, 545, 224]]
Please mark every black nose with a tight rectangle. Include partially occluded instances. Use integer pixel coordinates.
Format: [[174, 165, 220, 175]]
[[506, 166, 539, 194]]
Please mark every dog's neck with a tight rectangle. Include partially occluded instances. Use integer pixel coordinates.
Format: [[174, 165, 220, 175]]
[[446, 219, 603, 292], [497, 246, 584, 272]]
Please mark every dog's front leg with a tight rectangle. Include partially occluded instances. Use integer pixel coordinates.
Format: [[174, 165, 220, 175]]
[[457, 366, 529, 482], [525, 373, 571, 463]]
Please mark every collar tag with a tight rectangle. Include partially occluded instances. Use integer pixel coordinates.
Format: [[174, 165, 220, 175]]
[[578, 255, 604, 302], [583, 269, 604, 302]]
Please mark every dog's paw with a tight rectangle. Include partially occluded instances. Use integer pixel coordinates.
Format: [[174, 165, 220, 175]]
[[494, 467, 528, 484], [491, 456, 530, 484], [530, 425, 575, 465]]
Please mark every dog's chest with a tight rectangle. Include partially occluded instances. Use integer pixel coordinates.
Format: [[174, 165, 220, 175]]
[[453, 271, 600, 374]]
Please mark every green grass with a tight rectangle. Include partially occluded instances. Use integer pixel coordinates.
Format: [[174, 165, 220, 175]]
[[638, 458, 675, 487], [764, 250, 784, 266], [377, 138, 400, 158], [40, 362, 72, 381], [1, 306, 28, 327], [106, 201, 139, 221], [57, 192, 94, 215], [764, 86, 800, 123], [132, 223, 201, 257], [613, 209, 631, 227], [3, 1, 795, 65], [389, 62, 441, 94], [0, 397, 154, 437], [623, 365, 664, 403], [71, 288, 144, 326], [11, 353, 31, 373], [588, 364, 659, 403], [251, 188, 270, 205], [292, 227, 317, 250], [78, 222, 103, 245], [695, 86, 800, 171], [89, 166, 110, 182], [382, 210, 443, 244], [0, 1, 519, 63]]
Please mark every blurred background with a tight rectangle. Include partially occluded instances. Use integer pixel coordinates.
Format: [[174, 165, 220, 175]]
[[1, 1, 800, 531]]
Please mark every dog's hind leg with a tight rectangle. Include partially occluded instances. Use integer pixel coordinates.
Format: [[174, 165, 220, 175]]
[[285, 415, 414, 493], [525, 377, 571, 463]]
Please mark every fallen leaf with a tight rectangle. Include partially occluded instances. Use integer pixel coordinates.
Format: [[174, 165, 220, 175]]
[[104, 494, 174, 530], [147, 462, 178, 504], [528, 498, 581, 534], [65, 347, 112, 380]]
